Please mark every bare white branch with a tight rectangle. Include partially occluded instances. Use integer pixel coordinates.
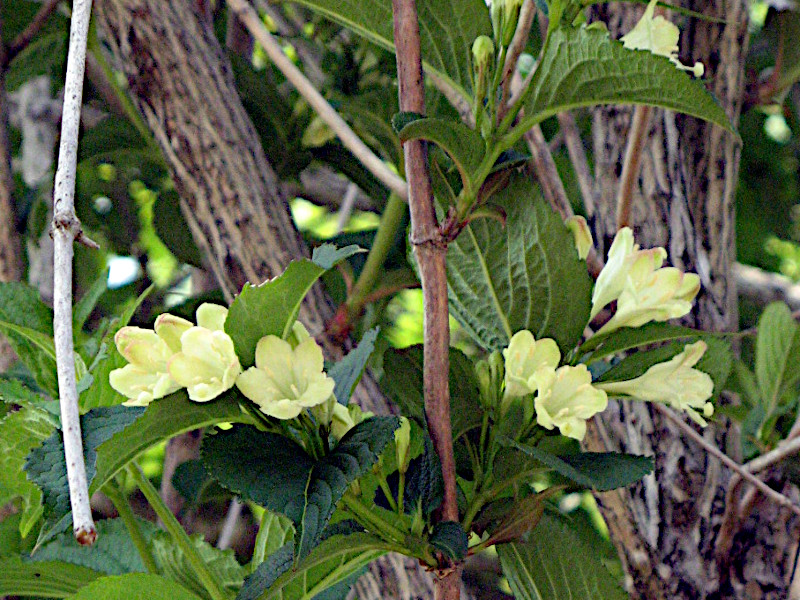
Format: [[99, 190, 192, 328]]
[[226, 0, 409, 201], [51, 0, 97, 545]]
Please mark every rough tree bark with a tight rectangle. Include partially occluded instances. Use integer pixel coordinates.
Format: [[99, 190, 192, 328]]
[[585, 2, 800, 598], [92, 1, 475, 597]]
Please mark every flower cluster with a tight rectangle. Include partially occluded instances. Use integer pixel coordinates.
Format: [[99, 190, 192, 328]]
[[110, 306, 336, 423], [591, 228, 700, 335], [503, 330, 608, 441]]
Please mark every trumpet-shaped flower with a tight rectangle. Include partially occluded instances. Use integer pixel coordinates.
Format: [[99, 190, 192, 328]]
[[597, 341, 714, 425], [621, 0, 704, 77], [533, 364, 608, 441], [168, 326, 242, 402], [236, 335, 334, 419], [591, 228, 700, 335], [503, 330, 561, 399], [110, 326, 183, 407]]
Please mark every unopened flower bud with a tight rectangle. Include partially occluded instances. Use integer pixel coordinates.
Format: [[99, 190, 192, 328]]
[[472, 35, 495, 103], [566, 215, 593, 260], [395, 417, 411, 474], [501, 0, 524, 46]]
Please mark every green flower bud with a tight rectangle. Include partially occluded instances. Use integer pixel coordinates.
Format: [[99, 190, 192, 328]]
[[395, 417, 412, 474], [501, 0, 524, 46], [472, 35, 495, 75]]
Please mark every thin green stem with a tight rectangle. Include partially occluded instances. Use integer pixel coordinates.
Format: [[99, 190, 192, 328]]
[[397, 471, 406, 515], [488, 45, 508, 128], [103, 480, 160, 574], [128, 464, 231, 600], [341, 492, 407, 545], [346, 192, 407, 313]]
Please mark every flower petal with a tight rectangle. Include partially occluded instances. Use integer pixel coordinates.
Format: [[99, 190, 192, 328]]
[[196, 303, 228, 331]]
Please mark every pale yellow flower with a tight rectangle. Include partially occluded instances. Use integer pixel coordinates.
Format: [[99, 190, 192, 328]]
[[621, 0, 704, 77], [503, 330, 561, 399], [591, 228, 700, 335], [597, 341, 714, 425], [330, 404, 373, 441], [565, 215, 593, 260], [236, 335, 334, 419], [167, 304, 241, 402], [110, 326, 183, 407], [533, 365, 608, 441]]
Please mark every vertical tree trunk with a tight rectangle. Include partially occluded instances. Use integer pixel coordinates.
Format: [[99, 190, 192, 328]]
[[585, 2, 800, 598], [93, 2, 474, 598]]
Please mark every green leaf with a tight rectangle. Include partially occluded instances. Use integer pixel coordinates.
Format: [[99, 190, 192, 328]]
[[244, 533, 388, 600], [581, 322, 705, 360], [447, 173, 592, 353], [7, 32, 66, 92], [0, 556, 102, 598], [519, 27, 734, 134], [430, 521, 468, 561], [203, 417, 399, 558], [26, 406, 146, 518], [31, 518, 155, 576], [65, 573, 205, 600], [288, 0, 491, 102], [225, 245, 362, 366], [497, 512, 627, 600], [0, 406, 56, 537], [255, 512, 295, 565], [755, 302, 800, 413], [238, 544, 294, 600], [383, 345, 482, 439], [91, 390, 253, 496], [497, 438, 653, 491], [151, 532, 246, 600], [0, 283, 58, 394], [328, 328, 379, 405], [404, 437, 443, 515], [398, 118, 485, 191], [73, 270, 109, 332], [153, 190, 204, 268]]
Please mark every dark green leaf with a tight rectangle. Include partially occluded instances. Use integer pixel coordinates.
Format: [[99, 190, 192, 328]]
[[0, 556, 102, 598], [520, 27, 734, 134], [203, 417, 399, 558], [226, 245, 362, 366], [73, 270, 109, 332], [430, 521, 468, 561], [328, 328, 379, 405], [497, 512, 627, 600], [66, 573, 205, 600], [153, 190, 204, 268], [26, 406, 146, 517], [404, 437, 443, 515], [7, 32, 66, 92], [238, 544, 294, 600], [383, 345, 482, 439], [581, 322, 705, 360], [497, 438, 653, 491], [447, 173, 592, 353], [31, 518, 155, 576], [398, 118, 485, 190]]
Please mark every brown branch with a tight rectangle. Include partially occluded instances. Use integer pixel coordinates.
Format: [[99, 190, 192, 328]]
[[615, 105, 652, 230], [391, 1, 459, 598], [6, 0, 62, 64], [556, 112, 596, 215]]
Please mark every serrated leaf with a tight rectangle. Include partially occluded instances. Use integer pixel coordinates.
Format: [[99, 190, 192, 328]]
[[91, 391, 253, 497], [0, 555, 102, 598], [447, 173, 592, 353], [151, 532, 246, 600], [203, 417, 399, 558], [519, 27, 734, 134], [31, 518, 155, 575], [382, 345, 482, 439], [404, 437, 443, 515], [225, 245, 362, 366], [430, 521, 468, 561], [398, 118, 486, 191], [497, 438, 653, 491], [26, 406, 146, 518], [328, 328, 379, 405], [238, 544, 294, 600], [65, 573, 205, 600], [289, 0, 491, 102], [498, 513, 627, 600], [755, 302, 800, 414], [0, 406, 55, 537], [246, 533, 388, 600], [255, 512, 295, 565]]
